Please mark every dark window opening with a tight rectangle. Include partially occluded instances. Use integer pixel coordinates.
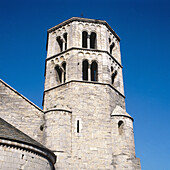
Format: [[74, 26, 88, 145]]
[[118, 120, 124, 135], [62, 62, 66, 83], [91, 61, 98, 81], [82, 60, 88, 80], [90, 32, 96, 49], [77, 120, 79, 133], [111, 66, 114, 72], [40, 125, 44, 131], [109, 38, 111, 44], [82, 31, 88, 48], [111, 70, 117, 84], [110, 42, 115, 54], [63, 33, 67, 50], [57, 36, 63, 52], [55, 65, 62, 83]]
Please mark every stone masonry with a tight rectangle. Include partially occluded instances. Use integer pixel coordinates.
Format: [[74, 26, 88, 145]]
[[43, 17, 141, 169]]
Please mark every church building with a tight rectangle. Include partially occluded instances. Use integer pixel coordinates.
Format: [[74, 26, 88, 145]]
[[0, 17, 141, 169]]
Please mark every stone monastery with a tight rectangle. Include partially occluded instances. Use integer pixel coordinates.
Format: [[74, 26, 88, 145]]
[[0, 17, 141, 169]]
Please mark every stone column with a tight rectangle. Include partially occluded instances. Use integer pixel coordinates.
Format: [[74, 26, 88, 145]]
[[87, 35, 90, 49], [62, 41, 65, 51], [88, 64, 91, 81]]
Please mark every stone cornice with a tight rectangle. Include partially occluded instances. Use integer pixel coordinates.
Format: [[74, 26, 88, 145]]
[[111, 114, 134, 121], [47, 17, 120, 41], [43, 80, 125, 98], [0, 138, 56, 164], [44, 109, 72, 114], [44, 47, 122, 79], [46, 47, 123, 68]]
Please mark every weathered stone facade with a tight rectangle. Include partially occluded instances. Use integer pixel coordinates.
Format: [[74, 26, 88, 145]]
[[0, 17, 141, 169], [43, 17, 141, 169]]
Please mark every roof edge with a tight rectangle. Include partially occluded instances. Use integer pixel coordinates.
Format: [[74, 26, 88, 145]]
[[111, 105, 134, 121], [48, 17, 120, 41], [0, 79, 43, 113], [0, 138, 56, 164]]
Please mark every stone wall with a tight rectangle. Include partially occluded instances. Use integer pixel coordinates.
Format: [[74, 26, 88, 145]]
[[44, 110, 72, 169], [0, 79, 44, 144], [43, 82, 127, 169], [0, 141, 54, 170]]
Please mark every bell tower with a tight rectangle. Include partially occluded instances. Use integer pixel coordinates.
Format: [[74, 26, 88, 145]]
[[43, 17, 141, 169]]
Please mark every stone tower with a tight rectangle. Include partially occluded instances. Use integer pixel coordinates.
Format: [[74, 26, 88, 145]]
[[43, 17, 141, 169]]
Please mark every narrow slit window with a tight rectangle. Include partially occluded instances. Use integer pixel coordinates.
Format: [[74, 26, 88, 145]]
[[77, 120, 79, 133]]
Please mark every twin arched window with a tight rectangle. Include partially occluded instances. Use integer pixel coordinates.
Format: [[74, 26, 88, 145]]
[[82, 60, 98, 81], [55, 62, 66, 84], [82, 31, 97, 49]]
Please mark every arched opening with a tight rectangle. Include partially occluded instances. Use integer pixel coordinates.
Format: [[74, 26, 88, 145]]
[[110, 42, 115, 55], [57, 36, 63, 52], [111, 70, 117, 84], [62, 62, 66, 83], [63, 33, 67, 50], [90, 32, 96, 49], [111, 66, 114, 72], [82, 60, 88, 80], [118, 120, 124, 135], [55, 65, 62, 83], [91, 61, 98, 81], [82, 31, 88, 48]]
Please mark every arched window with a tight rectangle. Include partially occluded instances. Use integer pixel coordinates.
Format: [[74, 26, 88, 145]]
[[63, 33, 67, 50], [57, 36, 63, 52], [82, 31, 88, 48], [62, 62, 66, 83], [90, 32, 96, 49], [91, 61, 98, 81], [82, 60, 88, 80], [55, 65, 62, 83], [110, 42, 115, 55], [118, 120, 124, 135], [111, 70, 117, 84]]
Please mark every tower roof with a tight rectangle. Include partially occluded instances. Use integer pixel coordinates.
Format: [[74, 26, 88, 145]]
[[48, 17, 120, 41], [111, 105, 133, 121]]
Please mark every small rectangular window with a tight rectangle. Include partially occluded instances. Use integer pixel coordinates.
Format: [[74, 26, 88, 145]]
[[77, 120, 79, 133]]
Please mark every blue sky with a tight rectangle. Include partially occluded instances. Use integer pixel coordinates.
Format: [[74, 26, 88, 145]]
[[0, 0, 170, 169]]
